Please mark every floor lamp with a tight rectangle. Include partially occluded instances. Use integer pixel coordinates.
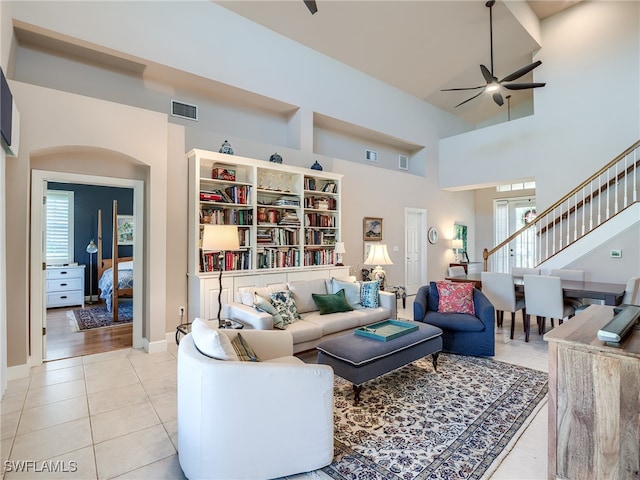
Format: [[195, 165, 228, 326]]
[[86, 239, 98, 304], [364, 244, 393, 291], [201, 225, 240, 328]]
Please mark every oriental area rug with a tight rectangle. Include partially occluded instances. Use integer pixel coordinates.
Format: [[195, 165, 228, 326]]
[[321, 354, 548, 480], [67, 302, 133, 331]]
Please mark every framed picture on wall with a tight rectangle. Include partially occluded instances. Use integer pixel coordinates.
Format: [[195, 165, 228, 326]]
[[117, 215, 134, 245], [363, 217, 383, 241]]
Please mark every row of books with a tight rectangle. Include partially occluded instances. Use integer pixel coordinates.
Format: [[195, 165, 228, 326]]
[[200, 250, 252, 272], [303, 249, 336, 266], [200, 185, 251, 205], [304, 196, 337, 210], [257, 227, 300, 246], [200, 207, 253, 226], [257, 248, 300, 269], [274, 196, 300, 207], [304, 230, 336, 245], [304, 178, 338, 193], [304, 213, 336, 227]]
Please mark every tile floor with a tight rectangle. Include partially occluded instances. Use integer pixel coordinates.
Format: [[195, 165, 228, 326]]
[[1, 303, 549, 479]]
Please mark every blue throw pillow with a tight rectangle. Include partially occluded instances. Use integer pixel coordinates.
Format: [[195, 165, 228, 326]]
[[360, 281, 379, 308]]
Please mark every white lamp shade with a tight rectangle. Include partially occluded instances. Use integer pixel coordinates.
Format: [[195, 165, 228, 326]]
[[201, 225, 240, 251], [452, 239, 464, 250], [365, 244, 393, 266], [334, 242, 346, 254]]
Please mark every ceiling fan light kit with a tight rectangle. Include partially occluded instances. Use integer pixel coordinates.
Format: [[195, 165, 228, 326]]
[[442, 0, 546, 108]]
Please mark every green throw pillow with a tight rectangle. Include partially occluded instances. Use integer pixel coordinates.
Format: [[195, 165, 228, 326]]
[[230, 332, 260, 362], [253, 294, 285, 329], [312, 289, 354, 315]]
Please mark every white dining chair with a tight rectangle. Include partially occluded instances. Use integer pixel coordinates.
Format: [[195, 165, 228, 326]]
[[511, 267, 541, 277], [448, 266, 466, 277], [622, 277, 640, 306], [523, 275, 576, 340], [551, 269, 586, 309], [481, 272, 526, 341]]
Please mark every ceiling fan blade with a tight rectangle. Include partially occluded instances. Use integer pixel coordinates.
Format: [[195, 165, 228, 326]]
[[503, 82, 546, 90], [480, 65, 494, 84], [441, 86, 485, 92], [493, 92, 504, 106], [455, 90, 485, 108], [499, 60, 542, 83], [303, 0, 317, 14]]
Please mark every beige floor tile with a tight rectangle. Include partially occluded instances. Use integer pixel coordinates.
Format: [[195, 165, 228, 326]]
[[11, 418, 92, 462], [148, 392, 177, 424], [114, 454, 185, 480], [133, 360, 177, 383], [163, 419, 178, 451], [128, 350, 176, 368], [1, 437, 14, 466], [94, 424, 176, 479], [32, 356, 83, 374], [87, 382, 149, 416], [84, 367, 140, 395], [4, 445, 97, 479], [29, 366, 85, 389], [81, 348, 133, 365], [1, 410, 21, 440], [17, 396, 89, 435], [83, 357, 134, 378], [0, 393, 26, 417], [23, 378, 86, 409], [91, 400, 161, 444], [141, 372, 177, 398], [490, 446, 548, 479]]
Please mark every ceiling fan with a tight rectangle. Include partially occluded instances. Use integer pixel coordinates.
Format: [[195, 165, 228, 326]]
[[442, 0, 546, 108]]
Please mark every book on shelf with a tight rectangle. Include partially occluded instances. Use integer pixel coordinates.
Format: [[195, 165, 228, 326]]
[[200, 191, 223, 202], [321, 182, 337, 193]]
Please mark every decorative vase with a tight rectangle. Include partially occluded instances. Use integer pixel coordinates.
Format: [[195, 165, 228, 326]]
[[311, 160, 323, 171], [219, 140, 234, 155], [269, 152, 283, 164]]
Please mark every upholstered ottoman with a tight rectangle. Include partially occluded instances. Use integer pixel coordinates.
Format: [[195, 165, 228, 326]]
[[317, 321, 443, 405]]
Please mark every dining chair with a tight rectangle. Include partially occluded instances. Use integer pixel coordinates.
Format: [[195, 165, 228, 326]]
[[511, 267, 541, 277], [550, 269, 586, 309], [523, 275, 576, 340], [481, 272, 526, 341], [448, 266, 466, 277], [622, 276, 640, 306]]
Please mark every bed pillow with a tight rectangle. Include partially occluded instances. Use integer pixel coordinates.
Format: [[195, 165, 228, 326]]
[[360, 281, 380, 308], [330, 278, 363, 309], [269, 290, 301, 326], [253, 294, 285, 330], [230, 333, 260, 362], [436, 281, 475, 315], [190, 318, 239, 361], [118, 261, 133, 271], [312, 289, 354, 315]]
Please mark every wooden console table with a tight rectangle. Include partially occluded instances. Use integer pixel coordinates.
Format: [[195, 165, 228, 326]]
[[544, 305, 640, 479]]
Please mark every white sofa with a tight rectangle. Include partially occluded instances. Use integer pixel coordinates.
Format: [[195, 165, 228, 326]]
[[178, 326, 334, 480], [226, 277, 397, 353]]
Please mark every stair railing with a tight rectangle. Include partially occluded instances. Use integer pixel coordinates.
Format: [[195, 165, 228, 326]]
[[483, 140, 640, 272]]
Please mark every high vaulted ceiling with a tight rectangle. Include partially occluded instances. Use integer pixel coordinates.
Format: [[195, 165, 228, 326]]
[[217, 0, 581, 125]]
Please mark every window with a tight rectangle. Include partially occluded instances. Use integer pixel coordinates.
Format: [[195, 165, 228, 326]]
[[496, 181, 536, 192], [46, 190, 74, 265]]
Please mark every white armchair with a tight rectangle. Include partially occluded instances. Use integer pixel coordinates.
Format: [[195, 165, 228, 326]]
[[177, 327, 334, 480]]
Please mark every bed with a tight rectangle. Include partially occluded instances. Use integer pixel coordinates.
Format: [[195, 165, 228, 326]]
[[97, 201, 133, 321]]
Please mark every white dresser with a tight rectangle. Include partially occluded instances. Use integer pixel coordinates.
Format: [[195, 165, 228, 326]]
[[46, 265, 85, 308]]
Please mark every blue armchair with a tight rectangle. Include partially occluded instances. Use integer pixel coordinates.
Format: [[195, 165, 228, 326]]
[[413, 282, 495, 356]]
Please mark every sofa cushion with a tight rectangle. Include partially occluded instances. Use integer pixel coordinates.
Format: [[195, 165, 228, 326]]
[[360, 281, 380, 308], [253, 294, 285, 330], [423, 311, 486, 332], [312, 289, 354, 315], [283, 319, 324, 344], [230, 332, 260, 362], [436, 281, 475, 314], [269, 290, 301, 325], [238, 283, 288, 306], [191, 318, 239, 361], [302, 311, 361, 336], [329, 278, 362, 309], [288, 278, 327, 313]]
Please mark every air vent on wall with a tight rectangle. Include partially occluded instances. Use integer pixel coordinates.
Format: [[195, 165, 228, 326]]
[[365, 149, 378, 162], [399, 155, 409, 170], [171, 100, 198, 121]]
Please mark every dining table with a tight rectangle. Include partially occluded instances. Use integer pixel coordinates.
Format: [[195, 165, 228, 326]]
[[445, 272, 627, 306]]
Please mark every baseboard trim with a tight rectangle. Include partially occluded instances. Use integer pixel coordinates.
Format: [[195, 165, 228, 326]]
[[145, 338, 168, 355]]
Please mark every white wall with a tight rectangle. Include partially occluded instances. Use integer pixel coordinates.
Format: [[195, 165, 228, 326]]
[[440, 1, 640, 210]]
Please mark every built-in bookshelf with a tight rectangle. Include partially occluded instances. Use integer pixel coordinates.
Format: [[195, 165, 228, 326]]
[[187, 149, 343, 277]]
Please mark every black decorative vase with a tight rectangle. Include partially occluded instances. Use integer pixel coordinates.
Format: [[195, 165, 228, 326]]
[[269, 152, 283, 164], [310, 160, 323, 171], [219, 140, 234, 155]]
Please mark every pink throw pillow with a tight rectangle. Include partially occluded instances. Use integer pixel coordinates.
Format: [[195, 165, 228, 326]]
[[436, 281, 475, 315]]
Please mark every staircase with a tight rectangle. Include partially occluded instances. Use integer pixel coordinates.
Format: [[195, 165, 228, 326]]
[[483, 140, 640, 272]]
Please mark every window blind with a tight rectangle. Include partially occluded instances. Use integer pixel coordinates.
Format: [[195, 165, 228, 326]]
[[46, 190, 74, 265]]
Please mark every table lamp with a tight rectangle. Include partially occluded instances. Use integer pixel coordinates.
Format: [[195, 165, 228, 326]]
[[364, 243, 393, 290], [334, 242, 346, 266], [201, 225, 240, 328], [85, 239, 98, 304], [452, 239, 464, 263]]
